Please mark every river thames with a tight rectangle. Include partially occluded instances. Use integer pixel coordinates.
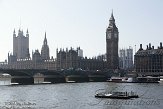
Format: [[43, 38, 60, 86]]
[[0, 80, 163, 109]]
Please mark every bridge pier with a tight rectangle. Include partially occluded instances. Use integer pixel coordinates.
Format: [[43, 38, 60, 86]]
[[11, 77, 34, 85], [34, 77, 44, 84]]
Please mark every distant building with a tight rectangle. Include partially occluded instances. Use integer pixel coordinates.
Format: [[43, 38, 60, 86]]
[[106, 12, 119, 69], [97, 54, 107, 61], [119, 47, 133, 70], [32, 50, 42, 63], [7, 30, 56, 70], [56, 47, 79, 70], [134, 43, 163, 75], [8, 50, 56, 70], [56, 47, 107, 70], [77, 47, 83, 57], [0, 60, 8, 69]]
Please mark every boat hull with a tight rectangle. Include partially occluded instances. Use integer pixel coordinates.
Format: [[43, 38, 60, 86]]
[[95, 95, 130, 99]]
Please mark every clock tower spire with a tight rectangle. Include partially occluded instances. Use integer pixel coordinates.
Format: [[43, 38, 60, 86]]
[[106, 11, 119, 69]]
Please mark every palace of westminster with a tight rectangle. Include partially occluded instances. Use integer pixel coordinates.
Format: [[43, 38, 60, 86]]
[[0, 12, 134, 71]]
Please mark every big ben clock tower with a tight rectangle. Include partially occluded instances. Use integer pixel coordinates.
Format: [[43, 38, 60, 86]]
[[106, 12, 119, 69]]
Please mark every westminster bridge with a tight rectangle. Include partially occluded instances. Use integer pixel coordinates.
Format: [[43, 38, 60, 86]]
[[0, 69, 109, 85]]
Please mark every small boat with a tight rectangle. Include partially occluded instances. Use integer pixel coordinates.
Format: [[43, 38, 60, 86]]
[[42, 82, 51, 84], [95, 91, 138, 99], [67, 81, 76, 83], [10, 83, 19, 85]]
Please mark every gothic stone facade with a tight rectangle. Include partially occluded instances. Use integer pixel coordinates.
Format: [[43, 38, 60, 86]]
[[8, 30, 55, 70], [41, 32, 50, 60], [8, 50, 56, 70], [13, 29, 30, 59], [134, 43, 163, 75], [6, 12, 118, 71], [56, 48, 107, 70], [119, 47, 133, 70]]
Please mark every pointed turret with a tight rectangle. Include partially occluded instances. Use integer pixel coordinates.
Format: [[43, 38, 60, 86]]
[[43, 32, 47, 45], [26, 29, 29, 34], [109, 10, 116, 27], [13, 29, 16, 37], [41, 32, 50, 60], [18, 28, 24, 36], [109, 10, 115, 21], [26, 29, 29, 37], [45, 32, 46, 39], [13, 29, 15, 34]]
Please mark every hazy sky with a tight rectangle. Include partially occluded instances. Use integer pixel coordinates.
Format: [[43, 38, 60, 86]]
[[0, 0, 163, 61]]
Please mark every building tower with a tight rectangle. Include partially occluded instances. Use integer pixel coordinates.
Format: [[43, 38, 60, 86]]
[[13, 29, 30, 59], [41, 32, 50, 60], [106, 12, 119, 69], [119, 47, 133, 70]]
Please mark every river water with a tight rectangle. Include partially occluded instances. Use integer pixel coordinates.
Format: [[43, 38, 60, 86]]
[[0, 79, 163, 109]]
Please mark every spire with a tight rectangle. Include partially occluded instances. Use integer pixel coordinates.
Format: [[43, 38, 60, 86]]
[[26, 28, 29, 37], [43, 32, 47, 45], [108, 10, 117, 28], [13, 28, 16, 37], [41, 31, 50, 60], [109, 10, 115, 21], [45, 32, 46, 39], [26, 29, 29, 34], [13, 29, 15, 34]]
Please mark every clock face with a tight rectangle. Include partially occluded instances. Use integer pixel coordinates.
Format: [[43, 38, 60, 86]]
[[107, 33, 111, 39], [114, 33, 118, 38]]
